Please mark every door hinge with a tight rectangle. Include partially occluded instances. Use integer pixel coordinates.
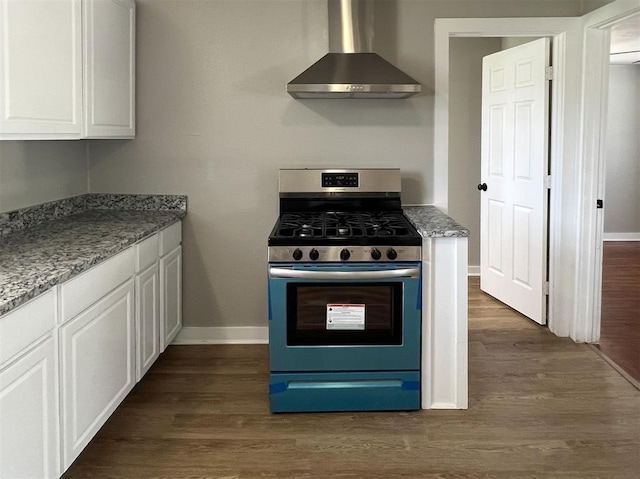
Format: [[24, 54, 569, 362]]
[[545, 66, 554, 81], [545, 175, 552, 189], [596, 199, 604, 209], [543, 281, 550, 295]]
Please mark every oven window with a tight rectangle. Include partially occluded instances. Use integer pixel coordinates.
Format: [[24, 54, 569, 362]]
[[286, 282, 403, 345]]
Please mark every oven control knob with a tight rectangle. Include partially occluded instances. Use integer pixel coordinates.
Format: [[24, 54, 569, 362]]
[[309, 249, 320, 261], [370, 248, 382, 260], [386, 248, 398, 260], [340, 248, 351, 261], [292, 249, 303, 261]]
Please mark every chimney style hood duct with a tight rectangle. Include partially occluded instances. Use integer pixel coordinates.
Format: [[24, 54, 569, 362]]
[[287, 0, 421, 99]]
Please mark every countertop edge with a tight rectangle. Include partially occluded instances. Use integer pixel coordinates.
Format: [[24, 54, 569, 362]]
[[403, 206, 470, 238], [0, 212, 184, 317]]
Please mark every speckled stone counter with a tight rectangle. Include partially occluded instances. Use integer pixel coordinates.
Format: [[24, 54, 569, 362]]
[[0, 195, 186, 317], [403, 206, 469, 238]]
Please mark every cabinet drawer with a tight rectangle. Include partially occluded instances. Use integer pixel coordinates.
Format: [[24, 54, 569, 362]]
[[0, 289, 56, 366], [136, 233, 159, 273], [159, 221, 182, 256], [60, 248, 134, 323]]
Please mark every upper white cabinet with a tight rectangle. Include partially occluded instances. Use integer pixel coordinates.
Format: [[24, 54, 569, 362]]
[[0, 0, 83, 138], [0, 0, 135, 140], [84, 0, 135, 138]]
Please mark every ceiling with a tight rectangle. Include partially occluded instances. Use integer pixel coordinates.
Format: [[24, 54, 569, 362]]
[[610, 14, 640, 64]]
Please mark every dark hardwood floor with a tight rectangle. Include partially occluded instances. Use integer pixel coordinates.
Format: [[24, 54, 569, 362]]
[[596, 241, 640, 383], [64, 278, 640, 478]]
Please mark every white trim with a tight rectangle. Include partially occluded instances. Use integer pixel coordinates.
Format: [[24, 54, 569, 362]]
[[422, 236, 468, 409], [434, 17, 582, 341], [603, 233, 640, 241], [172, 327, 268, 345], [467, 266, 480, 276]]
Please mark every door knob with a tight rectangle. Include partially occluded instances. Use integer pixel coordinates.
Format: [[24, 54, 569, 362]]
[[477, 183, 487, 191]]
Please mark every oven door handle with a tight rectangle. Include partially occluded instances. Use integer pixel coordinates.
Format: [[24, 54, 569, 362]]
[[269, 266, 420, 280]]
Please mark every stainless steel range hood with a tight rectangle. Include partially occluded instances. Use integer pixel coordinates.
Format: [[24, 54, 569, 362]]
[[287, 0, 421, 99]]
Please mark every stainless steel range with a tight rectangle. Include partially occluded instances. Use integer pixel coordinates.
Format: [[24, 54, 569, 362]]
[[267, 168, 422, 413]]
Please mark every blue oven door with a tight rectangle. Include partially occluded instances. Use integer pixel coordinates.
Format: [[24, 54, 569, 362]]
[[268, 262, 421, 373]]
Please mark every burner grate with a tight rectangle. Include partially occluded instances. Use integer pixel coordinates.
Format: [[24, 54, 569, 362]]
[[277, 213, 324, 238], [273, 211, 417, 241]]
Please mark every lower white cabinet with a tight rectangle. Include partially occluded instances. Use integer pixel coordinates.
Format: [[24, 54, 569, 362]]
[[1, 219, 181, 477], [136, 263, 160, 381], [60, 279, 135, 470], [0, 335, 60, 479], [160, 245, 182, 351]]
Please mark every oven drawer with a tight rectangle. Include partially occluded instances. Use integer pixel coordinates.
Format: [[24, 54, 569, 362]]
[[269, 371, 420, 413]]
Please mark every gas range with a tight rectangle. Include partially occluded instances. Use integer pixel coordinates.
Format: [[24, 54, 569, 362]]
[[268, 169, 422, 262], [267, 168, 422, 413]]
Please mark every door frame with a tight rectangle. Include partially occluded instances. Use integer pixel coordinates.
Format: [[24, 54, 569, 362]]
[[576, 1, 640, 343], [434, 17, 582, 339]]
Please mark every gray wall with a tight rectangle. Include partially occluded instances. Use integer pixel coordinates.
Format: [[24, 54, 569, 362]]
[[604, 65, 640, 234], [0, 142, 87, 213], [87, 0, 587, 329], [448, 37, 502, 268]]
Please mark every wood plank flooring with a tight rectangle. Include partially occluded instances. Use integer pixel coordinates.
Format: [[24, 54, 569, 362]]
[[596, 241, 640, 383], [64, 278, 640, 478]]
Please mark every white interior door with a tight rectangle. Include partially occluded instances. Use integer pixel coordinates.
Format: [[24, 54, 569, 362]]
[[480, 38, 550, 325]]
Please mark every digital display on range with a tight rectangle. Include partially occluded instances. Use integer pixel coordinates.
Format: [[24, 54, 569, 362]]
[[322, 172, 359, 188]]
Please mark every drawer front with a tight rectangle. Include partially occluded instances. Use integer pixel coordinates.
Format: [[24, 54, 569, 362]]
[[60, 248, 135, 323], [0, 289, 56, 366], [159, 221, 181, 257], [269, 371, 420, 413], [136, 233, 159, 273]]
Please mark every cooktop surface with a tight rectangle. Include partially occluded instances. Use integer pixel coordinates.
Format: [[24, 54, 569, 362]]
[[268, 211, 421, 246]]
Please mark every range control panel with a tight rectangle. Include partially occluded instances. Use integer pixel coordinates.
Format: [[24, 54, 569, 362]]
[[322, 172, 359, 188], [268, 245, 422, 263]]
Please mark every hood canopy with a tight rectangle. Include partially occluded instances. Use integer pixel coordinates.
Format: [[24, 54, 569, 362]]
[[287, 0, 421, 99]]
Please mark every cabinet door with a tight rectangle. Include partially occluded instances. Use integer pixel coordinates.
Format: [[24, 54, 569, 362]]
[[136, 263, 160, 381], [83, 0, 135, 138], [0, 0, 82, 139], [160, 245, 182, 351], [60, 279, 135, 470], [0, 336, 60, 479]]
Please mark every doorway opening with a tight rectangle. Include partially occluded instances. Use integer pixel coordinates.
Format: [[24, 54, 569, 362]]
[[450, 36, 550, 325], [434, 17, 582, 338], [591, 13, 640, 386]]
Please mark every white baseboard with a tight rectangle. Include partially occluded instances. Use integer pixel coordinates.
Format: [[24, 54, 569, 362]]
[[603, 232, 640, 241], [172, 326, 268, 345], [468, 266, 480, 276]]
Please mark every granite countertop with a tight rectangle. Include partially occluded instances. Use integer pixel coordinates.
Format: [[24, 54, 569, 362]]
[[404, 206, 469, 238], [0, 194, 186, 317]]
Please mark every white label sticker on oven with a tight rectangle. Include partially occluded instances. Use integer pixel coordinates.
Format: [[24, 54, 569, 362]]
[[326, 304, 365, 330]]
